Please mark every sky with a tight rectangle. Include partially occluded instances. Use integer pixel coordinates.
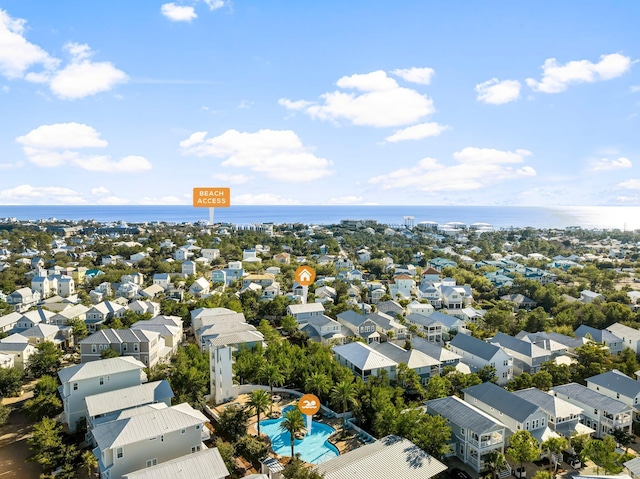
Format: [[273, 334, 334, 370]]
[[0, 1, 639, 207]]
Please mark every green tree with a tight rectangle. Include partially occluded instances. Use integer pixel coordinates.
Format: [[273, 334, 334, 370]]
[[330, 380, 359, 426], [280, 407, 306, 458], [425, 375, 451, 400], [248, 389, 271, 436], [485, 450, 507, 479], [532, 472, 554, 479], [281, 315, 299, 335], [260, 363, 285, 414], [507, 430, 540, 476], [23, 389, 62, 421], [28, 342, 63, 378], [583, 436, 623, 474], [282, 456, 325, 479], [541, 436, 568, 476], [305, 372, 332, 402], [81, 450, 98, 478], [0, 404, 10, 426], [612, 427, 634, 453], [100, 347, 120, 359], [531, 371, 553, 391], [27, 417, 67, 472], [67, 317, 88, 341], [235, 435, 270, 465], [0, 367, 24, 397], [216, 405, 250, 442], [215, 439, 237, 477], [168, 344, 209, 408]]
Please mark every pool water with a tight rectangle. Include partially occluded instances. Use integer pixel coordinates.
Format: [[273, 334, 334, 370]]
[[259, 407, 339, 464]]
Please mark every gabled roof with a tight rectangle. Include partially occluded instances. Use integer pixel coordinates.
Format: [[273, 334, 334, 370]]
[[463, 382, 540, 423], [316, 435, 446, 479], [85, 380, 174, 418], [123, 448, 229, 479], [92, 402, 207, 449], [411, 336, 460, 362], [370, 342, 439, 369], [586, 369, 640, 398], [337, 310, 367, 327], [22, 323, 60, 338], [606, 323, 640, 342], [574, 325, 622, 344], [425, 395, 505, 433], [552, 382, 631, 414], [491, 332, 549, 359], [512, 387, 583, 419], [332, 342, 397, 371], [58, 356, 145, 384], [22, 309, 56, 323], [287, 303, 325, 314], [450, 333, 504, 361]]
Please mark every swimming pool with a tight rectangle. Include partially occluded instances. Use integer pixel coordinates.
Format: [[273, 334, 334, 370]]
[[259, 407, 339, 464]]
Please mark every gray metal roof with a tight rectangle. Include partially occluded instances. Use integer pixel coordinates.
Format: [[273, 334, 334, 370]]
[[316, 435, 446, 479], [552, 382, 631, 414], [574, 325, 622, 344], [450, 332, 502, 361], [370, 342, 440, 369], [123, 447, 229, 479], [512, 387, 583, 419], [332, 342, 397, 371], [425, 395, 505, 433], [586, 369, 640, 399], [491, 332, 549, 359], [463, 382, 540, 422], [58, 356, 146, 384], [85, 380, 174, 418], [411, 336, 461, 362]]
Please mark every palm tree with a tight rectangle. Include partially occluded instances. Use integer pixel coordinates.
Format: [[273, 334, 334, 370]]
[[305, 372, 331, 402], [260, 363, 285, 414], [330, 380, 359, 427], [485, 450, 506, 479], [541, 436, 568, 477], [248, 389, 271, 437], [81, 450, 97, 478], [280, 407, 306, 458]]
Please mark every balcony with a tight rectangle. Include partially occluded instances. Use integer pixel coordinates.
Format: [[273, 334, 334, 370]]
[[468, 433, 503, 449]]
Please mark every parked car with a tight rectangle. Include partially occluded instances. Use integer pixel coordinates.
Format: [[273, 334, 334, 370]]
[[450, 468, 472, 479]]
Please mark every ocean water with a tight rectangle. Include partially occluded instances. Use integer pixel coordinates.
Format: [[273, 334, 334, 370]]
[[1, 205, 640, 230]]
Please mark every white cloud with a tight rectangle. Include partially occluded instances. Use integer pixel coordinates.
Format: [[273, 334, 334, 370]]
[[526, 53, 632, 93], [16, 122, 152, 172], [91, 186, 110, 195], [16, 122, 108, 149], [0, 184, 85, 204], [138, 196, 186, 205], [327, 196, 364, 205], [233, 193, 300, 205], [475, 78, 521, 104], [391, 67, 435, 85], [97, 196, 130, 205], [161, 3, 197, 22], [279, 70, 435, 127], [238, 100, 253, 109], [204, 0, 225, 10], [180, 129, 333, 182], [45, 42, 128, 99], [369, 147, 536, 192], [617, 179, 640, 189], [0, 9, 58, 79], [589, 157, 632, 172], [211, 173, 252, 184], [385, 122, 450, 142]]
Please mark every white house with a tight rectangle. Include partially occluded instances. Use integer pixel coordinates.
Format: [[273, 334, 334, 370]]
[[389, 274, 415, 300], [286, 303, 325, 323], [0, 333, 36, 370], [586, 369, 640, 421], [122, 448, 229, 479], [605, 323, 640, 355], [58, 356, 147, 432], [332, 341, 397, 381], [91, 402, 209, 479], [449, 333, 513, 385]]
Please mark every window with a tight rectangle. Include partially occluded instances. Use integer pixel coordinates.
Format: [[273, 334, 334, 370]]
[[161, 435, 164, 442], [191, 446, 201, 453], [195, 424, 201, 430], [91, 345, 97, 353], [99, 377, 104, 386], [73, 383, 78, 391], [123, 343, 127, 351], [181, 428, 186, 435], [134, 343, 139, 352], [116, 448, 123, 459], [146, 459, 157, 467]]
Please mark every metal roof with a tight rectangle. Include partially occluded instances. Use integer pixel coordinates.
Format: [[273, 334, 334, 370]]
[[370, 342, 440, 369], [58, 356, 146, 384], [606, 322, 640, 341], [85, 380, 174, 418], [586, 369, 640, 399], [332, 342, 397, 371], [450, 332, 503, 361], [316, 435, 447, 479], [425, 395, 505, 433], [123, 447, 229, 479], [92, 402, 207, 449], [491, 332, 549, 359], [411, 336, 461, 362], [552, 382, 631, 414], [463, 382, 540, 423], [512, 387, 583, 419], [574, 325, 622, 344]]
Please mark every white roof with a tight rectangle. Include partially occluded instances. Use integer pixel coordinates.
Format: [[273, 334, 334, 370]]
[[316, 435, 447, 479], [92, 402, 207, 449], [332, 342, 397, 371], [288, 303, 325, 314], [123, 448, 229, 479], [58, 356, 145, 384], [85, 380, 174, 418]]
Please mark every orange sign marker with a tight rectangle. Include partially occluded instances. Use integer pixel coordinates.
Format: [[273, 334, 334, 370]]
[[192, 187, 230, 208], [298, 394, 321, 416], [295, 265, 316, 287]]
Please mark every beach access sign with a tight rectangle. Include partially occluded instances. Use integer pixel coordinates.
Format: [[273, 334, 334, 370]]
[[192, 187, 230, 207]]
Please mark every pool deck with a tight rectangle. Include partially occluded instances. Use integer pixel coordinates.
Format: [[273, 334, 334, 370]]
[[211, 393, 366, 456]]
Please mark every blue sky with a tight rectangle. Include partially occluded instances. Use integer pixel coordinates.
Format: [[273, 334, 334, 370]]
[[0, 1, 639, 206]]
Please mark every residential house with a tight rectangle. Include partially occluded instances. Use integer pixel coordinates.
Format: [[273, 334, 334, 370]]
[[79, 329, 165, 367], [0, 311, 21, 333], [85, 380, 174, 433], [490, 332, 551, 375], [190, 307, 246, 335], [56, 275, 75, 297], [605, 323, 640, 355], [367, 311, 407, 340], [0, 333, 36, 370], [463, 382, 552, 443], [31, 275, 52, 298], [371, 341, 439, 384], [574, 325, 623, 355], [122, 448, 229, 479], [332, 341, 397, 381], [410, 336, 462, 372], [50, 304, 89, 326], [516, 331, 589, 357], [211, 269, 226, 286], [301, 315, 346, 345], [91, 402, 209, 479], [581, 290, 604, 303], [182, 260, 196, 276], [337, 310, 381, 344], [586, 369, 640, 421], [428, 258, 457, 271], [286, 303, 325, 323], [421, 267, 442, 283], [500, 294, 537, 311], [389, 274, 415, 300], [425, 395, 506, 473], [58, 356, 147, 432], [201, 248, 220, 261], [376, 300, 404, 317], [139, 284, 164, 300], [512, 387, 593, 438], [406, 300, 434, 317], [417, 284, 442, 308], [449, 333, 513, 385], [85, 301, 127, 332], [189, 277, 210, 298], [198, 321, 261, 352], [551, 382, 633, 438], [116, 282, 141, 300], [153, 273, 173, 290], [7, 287, 40, 312], [15, 309, 56, 332], [405, 313, 442, 343], [273, 252, 290, 264], [316, 435, 447, 479], [334, 256, 354, 271], [131, 315, 183, 355], [242, 273, 276, 289], [174, 247, 192, 261], [128, 300, 160, 317], [21, 323, 65, 348], [90, 282, 112, 304]]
